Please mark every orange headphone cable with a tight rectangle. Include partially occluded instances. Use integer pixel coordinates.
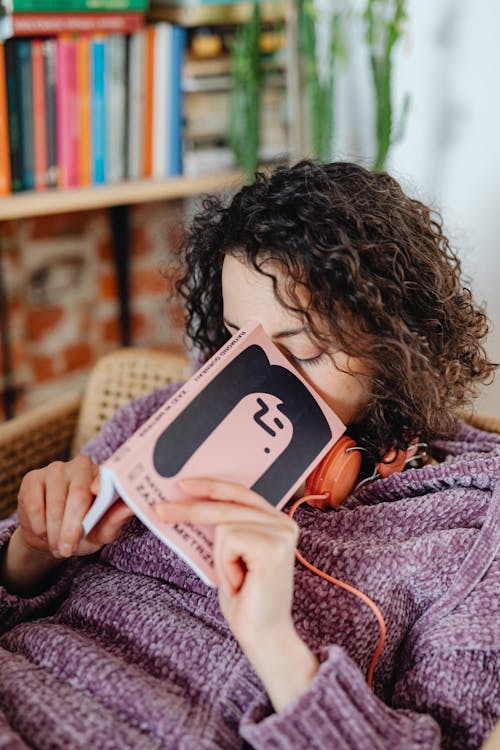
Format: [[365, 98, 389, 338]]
[[288, 494, 387, 690]]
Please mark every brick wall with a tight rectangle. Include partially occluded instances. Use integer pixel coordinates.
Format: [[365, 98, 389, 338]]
[[0, 200, 189, 420]]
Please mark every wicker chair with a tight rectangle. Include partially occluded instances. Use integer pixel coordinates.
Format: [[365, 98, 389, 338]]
[[0, 348, 191, 520]]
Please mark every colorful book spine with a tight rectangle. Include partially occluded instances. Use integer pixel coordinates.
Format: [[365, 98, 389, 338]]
[[141, 25, 154, 178], [7, 0, 148, 12], [32, 38, 48, 190], [42, 37, 57, 188], [152, 21, 169, 179], [169, 24, 185, 176], [106, 33, 127, 182], [56, 35, 78, 187], [127, 28, 143, 179], [4, 11, 144, 38], [0, 42, 11, 194], [90, 34, 106, 184], [76, 34, 90, 186], [4, 40, 23, 191], [16, 38, 35, 189]]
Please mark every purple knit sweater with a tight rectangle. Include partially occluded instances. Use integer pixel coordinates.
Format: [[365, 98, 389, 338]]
[[0, 383, 499, 750]]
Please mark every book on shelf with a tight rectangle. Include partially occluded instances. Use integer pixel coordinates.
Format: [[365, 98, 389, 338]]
[[106, 33, 127, 183], [76, 34, 90, 185], [43, 37, 58, 187], [0, 43, 11, 194], [0, 0, 148, 13], [91, 35, 106, 184], [32, 38, 47, 189], [82, 321, 345, 586], [0, 12, 144, 41]]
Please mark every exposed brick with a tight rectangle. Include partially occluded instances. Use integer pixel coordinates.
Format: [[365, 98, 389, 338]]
[[26, 306, 64, 340], [130, 224, 154, 256], [97, 237, 114, 262], [131, 268, 167, 296], [63, 343, 93, 374], [33, 354, 58, 383], [29, 212, 90, 240], [131, 312, 150, 339], [101, 317, 120, 343], [98, 272, 118, 300]]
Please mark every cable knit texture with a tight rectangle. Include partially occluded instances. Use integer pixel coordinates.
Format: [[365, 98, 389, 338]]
[[0, 383, 499, 750]]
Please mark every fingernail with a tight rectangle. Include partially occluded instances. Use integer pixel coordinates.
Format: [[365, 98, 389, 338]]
[[178, 478, 199, 487], [59, 543, 73, 557]]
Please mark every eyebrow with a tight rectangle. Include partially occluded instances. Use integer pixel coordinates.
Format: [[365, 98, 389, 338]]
[[224, 319, 307, 340]]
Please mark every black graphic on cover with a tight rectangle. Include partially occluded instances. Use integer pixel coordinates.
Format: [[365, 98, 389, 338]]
[[153, 345, 332, 506]]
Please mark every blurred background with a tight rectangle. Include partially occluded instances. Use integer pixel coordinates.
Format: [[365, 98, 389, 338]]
[[0, 0, 498, 421]]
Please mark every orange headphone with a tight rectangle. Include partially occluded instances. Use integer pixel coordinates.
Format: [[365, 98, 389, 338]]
[[293, 436, 423, 688], [304, 435, 421, 509]]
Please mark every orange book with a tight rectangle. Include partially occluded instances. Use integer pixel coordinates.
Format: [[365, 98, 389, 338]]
[[0, 43, 11, 196], [77, 35, 91, 186], [32, 39, 48, 191], [141, 26, 155, 178]]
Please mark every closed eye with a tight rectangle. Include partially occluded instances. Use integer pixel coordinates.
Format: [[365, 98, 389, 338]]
[[289, 352, 325, 367]]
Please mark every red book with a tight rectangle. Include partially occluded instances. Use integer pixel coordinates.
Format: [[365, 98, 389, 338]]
[[56, 35, 79, 188], [141, 25, 154, 178], [0, 43, 11, 195], [32, 38, 48, 191], [8, 12, 144, 37]]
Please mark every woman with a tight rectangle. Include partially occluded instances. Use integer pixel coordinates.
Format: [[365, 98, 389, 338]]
[[0, 161, 498, 749]]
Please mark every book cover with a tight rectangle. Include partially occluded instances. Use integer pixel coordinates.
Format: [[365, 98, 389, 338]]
[[42, 37, 57, 187], [4, 11, 144, 38], [105, 33, 127, 182], [168, 23, 184, 175], [16, 38, 34, 189], [126, 28, 143, 179], [32, 38, 47, 190], [90, 34, 106, 184], [82, 321, 345, 585], [76, 34, 90, 186], [0, 42, 11, 194]]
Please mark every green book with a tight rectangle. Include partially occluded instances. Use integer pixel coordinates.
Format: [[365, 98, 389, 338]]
[[1, 0, 148, 12]]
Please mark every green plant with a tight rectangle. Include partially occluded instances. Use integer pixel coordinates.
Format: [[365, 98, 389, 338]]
[[228, 3, 263, 180], [298, 0, 345, 162], [364, 0, 410, 170]]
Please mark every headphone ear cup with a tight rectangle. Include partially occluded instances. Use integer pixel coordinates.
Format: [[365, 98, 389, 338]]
[[304, 435, 362, 509], [376, 442, 419, 478]]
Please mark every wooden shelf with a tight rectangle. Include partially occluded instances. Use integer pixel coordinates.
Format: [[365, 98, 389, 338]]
[[0, 170, 246, 221], [148, 1, 285, 27]]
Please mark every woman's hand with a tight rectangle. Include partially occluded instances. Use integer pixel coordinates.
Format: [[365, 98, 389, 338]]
[[1, 456, 133, 595], [155, 478, 319, 711]]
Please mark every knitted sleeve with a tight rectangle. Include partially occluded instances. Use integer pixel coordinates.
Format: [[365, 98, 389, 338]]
[[239, 646, 442, 750], [0, 382, 183, 635], [240, 576, 499, 750]]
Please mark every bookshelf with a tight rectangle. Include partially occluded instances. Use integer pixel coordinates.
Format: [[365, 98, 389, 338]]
[[0, 0, 294, 420], [0, 170, 246, 220], [149, 1, 286, 27]]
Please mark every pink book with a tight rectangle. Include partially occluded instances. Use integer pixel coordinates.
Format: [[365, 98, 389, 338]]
[[82, 321, 345, 585], [56, 36, 79, 188]]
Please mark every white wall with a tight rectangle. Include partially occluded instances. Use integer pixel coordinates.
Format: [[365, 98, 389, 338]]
[[325, 0, 500, 415]]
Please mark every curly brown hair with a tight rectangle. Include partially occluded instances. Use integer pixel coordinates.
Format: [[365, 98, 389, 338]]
[[175, 160, 495, 462]]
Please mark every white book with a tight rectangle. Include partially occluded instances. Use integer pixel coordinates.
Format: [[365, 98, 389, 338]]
[[152, 22, 172, 179], [106, 34, 127, 183], [127, 30, 144, 180]]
